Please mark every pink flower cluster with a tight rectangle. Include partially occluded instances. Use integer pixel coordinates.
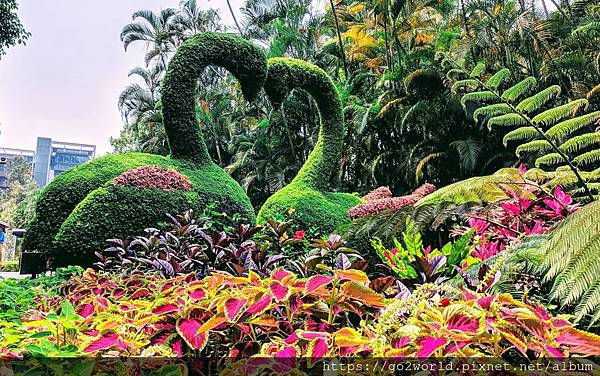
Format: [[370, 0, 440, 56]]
[[112, 166, 192, 192], [348, 183, 436, 219]]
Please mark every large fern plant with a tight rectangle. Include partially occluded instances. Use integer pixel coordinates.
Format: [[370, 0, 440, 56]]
[[540, 200, 600, 326], [451, 65, 600, 201]]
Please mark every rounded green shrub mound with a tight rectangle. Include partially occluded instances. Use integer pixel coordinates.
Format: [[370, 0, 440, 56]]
[[54, 183, 200, 267], [257, 58, 361, 234], [24, 32, 267, 266]]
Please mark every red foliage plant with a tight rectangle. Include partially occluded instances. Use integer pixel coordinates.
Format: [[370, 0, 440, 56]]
[[112, 166, 192, 191], [348, 183, 436, 219], [463, 185, 578, 262]]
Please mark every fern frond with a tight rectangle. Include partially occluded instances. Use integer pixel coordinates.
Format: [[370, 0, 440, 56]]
[[575, 278, 600, 324], [550, 235, 600, 305], [559, 132, 600, 155], [487, 113, 530, 130], [446, 68, 467, 81], [503, 126, 539, 146], [587, 84, 600, 104], [573, 149, 600, 168], [515, 85, 562, 114], [501, 77, 537, 103], [515, 140, 552, 158], [531, 99, 589, 128], [545, 111, 600, 141], [415, 168, 533, 206], [542, 200, 600, 282], [523, 167, 551, 182], [535, 153, 564, 168], [473, 103, 512, 123], [461, 91, 499, 108], [570, 183, 600, 196], [544, 168, 600, 191], [485, 68, 512, 92], [451, 79, 480, 94], [469, 62, 486, 78]]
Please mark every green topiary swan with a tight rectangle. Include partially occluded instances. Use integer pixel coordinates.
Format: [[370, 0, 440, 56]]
[[23, 32, 267, 267], [257, 58, 361, 233]]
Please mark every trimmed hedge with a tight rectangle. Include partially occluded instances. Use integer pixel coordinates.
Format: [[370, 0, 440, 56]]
[[257, 58, 361, 233], [24, 32, 266, 266], [54, 184, 200, 267]]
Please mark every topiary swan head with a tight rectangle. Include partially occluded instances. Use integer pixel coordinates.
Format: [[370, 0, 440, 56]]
[[162, 32, 267, 163], [23, 32, 267, 267], [257, 58, 361, 234]]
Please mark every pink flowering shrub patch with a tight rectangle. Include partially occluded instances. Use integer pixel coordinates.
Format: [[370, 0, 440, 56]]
[[348, 183, 436, 219], [361, 186, 393, 202], [112, 166, 192, 191]]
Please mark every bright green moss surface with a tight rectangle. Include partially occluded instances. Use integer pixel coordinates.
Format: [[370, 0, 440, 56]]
[[257, 58, 361, 233], [259, 183, 360, 234], [54, 184, 200, 267], [24, 33, 266, 266]]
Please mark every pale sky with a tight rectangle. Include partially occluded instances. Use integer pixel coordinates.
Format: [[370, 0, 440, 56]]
[[0, 0, 244, 156]]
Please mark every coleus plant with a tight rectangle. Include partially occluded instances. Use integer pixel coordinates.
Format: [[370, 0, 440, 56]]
[[371, 219, 475, 283], [371, 284, 600, 358], [4, 269, 600, 374], [3, 268, 385, 363]]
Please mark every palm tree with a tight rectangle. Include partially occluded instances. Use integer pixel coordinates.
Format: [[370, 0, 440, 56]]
[[171, 0, 224, 39], [120, 8, 179, 67], [118, 65, 163, 126]]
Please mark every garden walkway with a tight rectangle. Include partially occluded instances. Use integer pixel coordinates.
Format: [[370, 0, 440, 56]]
[[0, 272, 30, 279]]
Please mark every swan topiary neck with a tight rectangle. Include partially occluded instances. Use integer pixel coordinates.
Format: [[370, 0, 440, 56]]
[[161, 32, 267, 163], [264, 58, 344, 191]]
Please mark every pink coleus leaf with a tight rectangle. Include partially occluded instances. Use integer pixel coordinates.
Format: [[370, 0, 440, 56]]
[[555, 327, 600, 355], [130, 288, 150, 299], [270, 281, 289, 301], [416, 336, 447, 357], [247, 294, 272, 315], [297, 331, 327, 341], [274, 346, 297, 359], [83, 333, 126, 353], [447, 314, 480, 333], [271, 268, 292, 281], [545, 345, 564, 358], [190, 288, 206, 300], [307, 338, 328, 360], [305, 275, 333, 294], [476, 295, 495, 310], [152, 304, 180, 315], [78, 303, 95, 318], [176, 318, 208, 351], [171, 338, 183, 357], [391, 336, 410, 349], [223, 298, 248, 322]]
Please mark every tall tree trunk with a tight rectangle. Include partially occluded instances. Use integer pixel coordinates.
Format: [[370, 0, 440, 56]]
[[541, 0, 549, 17], [329, 0, 349, 79], [227, 0, 244, 36]]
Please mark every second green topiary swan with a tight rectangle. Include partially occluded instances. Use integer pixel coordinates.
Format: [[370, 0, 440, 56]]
[[257, 58, 361, 233], [23, 32, 267, 266]]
